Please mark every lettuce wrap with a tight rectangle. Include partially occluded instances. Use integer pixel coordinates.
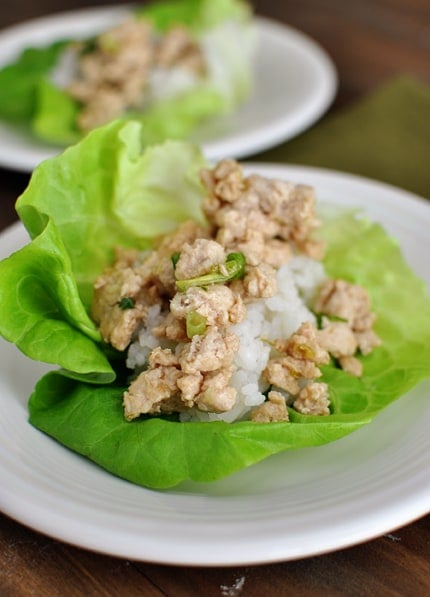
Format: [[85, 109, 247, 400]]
[[1, 120, 430, 489], [0, 0, 254, 146]]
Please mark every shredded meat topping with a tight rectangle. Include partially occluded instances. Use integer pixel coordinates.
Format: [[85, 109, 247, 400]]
[[91, 160, 382, 421]]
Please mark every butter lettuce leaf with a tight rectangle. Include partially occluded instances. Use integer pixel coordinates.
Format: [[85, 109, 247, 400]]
[[16, 120, 207, 307], [136, 0, 251, 33], [0, 218, 114, 382], [0, 40, 69, 122], [28, 371, 368, 489]]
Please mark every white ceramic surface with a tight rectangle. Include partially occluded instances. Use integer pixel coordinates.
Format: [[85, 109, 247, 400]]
[[0, 6, 337, 171], [0, 165, 429, 566]]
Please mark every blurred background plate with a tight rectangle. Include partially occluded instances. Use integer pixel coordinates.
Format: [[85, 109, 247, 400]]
[[0, 6, 337, 171]]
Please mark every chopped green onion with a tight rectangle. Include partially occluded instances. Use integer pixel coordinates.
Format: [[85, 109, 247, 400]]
[[313, 311, 349, 328], [176, 252, 246, 292], [118, 297, 135, 310], [171, 252, 180, 270], [186, 311, 207, 338]]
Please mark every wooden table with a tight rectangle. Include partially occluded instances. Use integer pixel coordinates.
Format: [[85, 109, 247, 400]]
[[1, 1, 429, 594]]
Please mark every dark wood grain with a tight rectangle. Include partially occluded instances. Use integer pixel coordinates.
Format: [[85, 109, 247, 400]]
[[1, 1, 429, 595]]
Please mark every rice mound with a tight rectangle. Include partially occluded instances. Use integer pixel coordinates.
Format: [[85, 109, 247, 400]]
[[126, 255, 326, 423]]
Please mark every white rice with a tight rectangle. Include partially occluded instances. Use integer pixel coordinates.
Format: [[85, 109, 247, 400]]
[[181, 256, 327, 422], [127, 255, 327, 422], [126, 304, 166, 370]]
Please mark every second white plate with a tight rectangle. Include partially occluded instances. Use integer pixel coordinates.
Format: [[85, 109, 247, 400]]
[[0, 6, 337, 171]]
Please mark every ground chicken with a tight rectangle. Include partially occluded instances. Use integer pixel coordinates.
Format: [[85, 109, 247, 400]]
[[69, 19, 205, 132], [170, 285, 246, 328], [137, 221, 210, 296], [69, 19, 154, 131], [317, 321, 358, 359], [314, 279, 374, 330], [155, 25, 205, 73], [177, 372, 203, 404], [242, 264, 278, 299], [152, 312, 188, 342], [264, 356, 323, 396], [174, 239, 226, 280], [123, 348, 183, 420], [314, 279, 381, 374], [293, 382, 330, 416], [178, 327, 239, 375], [277, 321, 330, 365], [200, 160, 323, 266], [338, 355, 363, 377], [251, 391, 290, 423], [91, 256, 148, 351], [91, 162, 383, 422], [195, 366, 237, 413]]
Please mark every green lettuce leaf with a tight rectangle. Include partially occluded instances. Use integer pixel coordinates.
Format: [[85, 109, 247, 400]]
[[32, 79, 80, 145], [136, 0, 251, 33], [28, 371, 368, 489], [0, 40, 69, 122], [0, 218, 114, 382], [2, 121, 429, 488], [15, 120, 207, 307]]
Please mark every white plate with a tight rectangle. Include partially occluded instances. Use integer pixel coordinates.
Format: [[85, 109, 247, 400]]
[[0, 6, 337, 171], [1, 165, 429, 566]]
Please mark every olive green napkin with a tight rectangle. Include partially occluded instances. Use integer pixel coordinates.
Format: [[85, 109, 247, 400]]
[[253, 77, 430, 199]]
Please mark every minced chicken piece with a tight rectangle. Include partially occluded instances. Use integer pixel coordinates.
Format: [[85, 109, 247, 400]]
[[155, 25, 205, 73], [69, 19, 154, 131], [263, 358, 301, 395], [176, 372, 203, 404], [277, 321, 330, 365], [152, 311, 188, 342], [170, 285, 245, 327], [200, 159, 324, 264], [91, 252, 148, 351], [317, 321, 358, 359], [293, 382, 330, 416], [178, 327, 239, 375], [195, 366, 237, 413], [200, 159, 245, 212], [174, 239, 226, 280], [242, 264, 278, 299], [314, 279, 381, 374], [354, 329, 381, 355], [123, 348, 183, 420], [314, 279, 375, 331], [138, 221, 210, 296], [251, 391, 290, 423], [264, 356, 323, 396]]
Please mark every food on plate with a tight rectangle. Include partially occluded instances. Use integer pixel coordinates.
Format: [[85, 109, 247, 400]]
[[0, 120, 429, 489], [91, 158, 380, 424], [0, 0, 254, 145]]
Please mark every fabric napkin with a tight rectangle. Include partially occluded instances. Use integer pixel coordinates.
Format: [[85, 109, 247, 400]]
[[253, 77, 430, 200]]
